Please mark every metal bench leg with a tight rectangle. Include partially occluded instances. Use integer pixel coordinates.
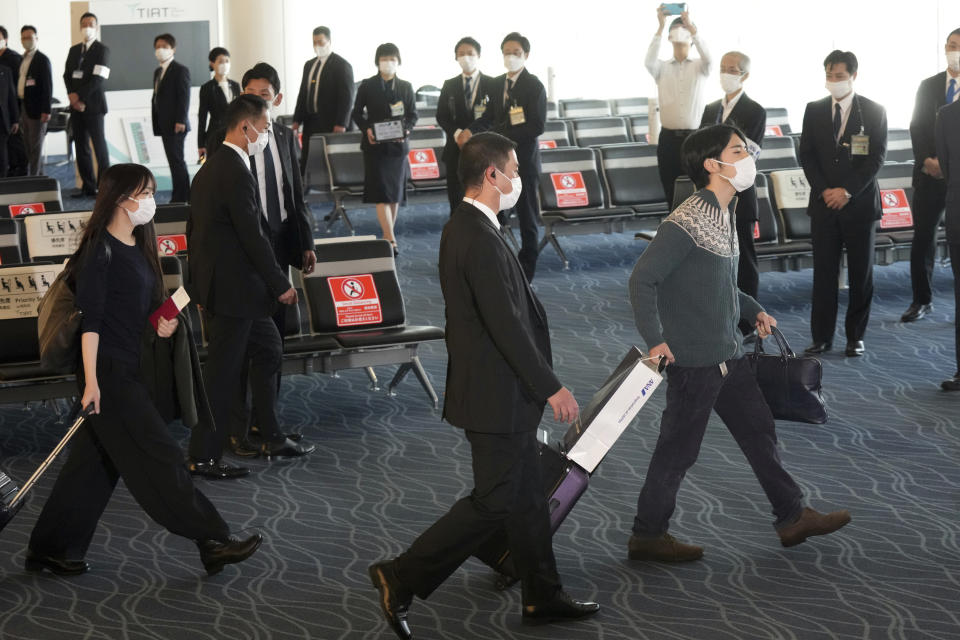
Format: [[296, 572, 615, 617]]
[[365, 366, 380, 391], [547, 233, 570, 270], [387, 363, 413, 397], [410, 356, 439, 410]]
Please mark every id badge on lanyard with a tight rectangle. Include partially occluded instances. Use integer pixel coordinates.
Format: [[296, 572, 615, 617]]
[[509, 105, 525, 126]]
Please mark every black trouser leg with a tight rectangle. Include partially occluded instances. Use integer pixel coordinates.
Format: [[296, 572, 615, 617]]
[[736, 208, 760, 335], [951, 243, 960, 374], [6, 130, 27, 176], [515, 168, 540, 281], [909, 175, 946, 305], [444, 148, 463, 215], [810, 211, 844, 343], [840, 216, 876, 342], [657, 129, 688, 209], [0, 132, 8, 177], [394, 429, 561, 605], [71, 111, 95, 190], [87, 113, 109, 184], [162, 132, 190, 202]]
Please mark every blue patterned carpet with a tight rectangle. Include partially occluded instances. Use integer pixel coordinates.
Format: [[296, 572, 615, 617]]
[[1, 181, 958, 639]]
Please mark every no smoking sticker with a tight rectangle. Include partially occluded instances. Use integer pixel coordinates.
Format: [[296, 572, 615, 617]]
[[156, 234, 188, 255], [879, 189, 913, 229], [550, 171, 589, 208], [327, 274, 383, 327], [408, 148, 440, 180]]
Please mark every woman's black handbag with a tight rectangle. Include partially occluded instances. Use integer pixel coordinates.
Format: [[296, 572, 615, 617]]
[[36, 271, 82, 373], [745, 326, 827, 424]]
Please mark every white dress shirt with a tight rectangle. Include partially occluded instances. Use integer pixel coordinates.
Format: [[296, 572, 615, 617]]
[[946, 71, 960, 103], [18, 49, 35, 100], [720, 89, 744, 123], [252, 129, 287, 223], [308, 54, 330, 112], [832, 91, 855, 141], [645, 33, 712, 130], [454, 69, 482, 139], [218, 79, 231, 103], [463, 197, 500, 229], [155, 56, 173, 93], [223, 140, 248, 164]]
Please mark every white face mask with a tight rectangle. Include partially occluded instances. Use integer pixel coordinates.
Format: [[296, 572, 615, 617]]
[[126, 195, 156, 226], [244, 120, 269, 156], [216, 62, 230, 76], [154, 47, 173, 63], [379, 60, 398, 76], [494, 168, 523, 211], [668, 27, 692, 43], [0, 40, 6, 51], [719, 73, 743, 94], [81, 27, 96, 42], [314, 43, 332, 58], [947, 51, 960, 72], [503, 54, 525, 73], [825, 79, 853, 100], [457, 55, 478, 74], [715, 155, 757, 192], [22, 38, 38, 52]]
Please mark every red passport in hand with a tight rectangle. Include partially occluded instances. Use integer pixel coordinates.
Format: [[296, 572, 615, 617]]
[[150, 287, 190, 330]]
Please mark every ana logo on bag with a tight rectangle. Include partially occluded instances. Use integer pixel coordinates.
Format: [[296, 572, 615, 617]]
[[640, 379, 655, 396]]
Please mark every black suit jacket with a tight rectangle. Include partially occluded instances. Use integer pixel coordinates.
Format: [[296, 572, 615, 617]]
[[0, 48, 23, 84], [187, 145, 290, 319], [352, 75, 418, 154], [20, 50, 53, 118], [197, 78, 239, 148], [63, 40, 110, 115], [468, 68, 547, 175], [439, 201, 561, 433], [436, 72, 498, 163], [0, 66, 18, 134], [700, 92, 766, 222], [270, 121, 314, 268], [911, 71, 949, 186], [152, 60, 191, 136], [798, 94, 887, 222], [935, 101, 960, 244], [293, 52, 354, 130]]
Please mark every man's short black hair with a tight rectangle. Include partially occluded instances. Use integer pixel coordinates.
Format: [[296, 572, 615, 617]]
[[21, 25, 37, 36], [208, 47, 229, 63], [154, 33, 176, 48], [80, 12, 98, 24], [242, 62, 281, 94], [225, 94, 268, 131], [669, 17, 685, 30], [501, 32, 530, 54], [374, 42, 401, 66], [681, 124, 747, 190], [823, 50, 858, 75], [459, 132, 517, 188], [948, 28, 960, 41], [313, 26, 331, 38], [0, 26, 8, 40], [455, 37, 481, 57]]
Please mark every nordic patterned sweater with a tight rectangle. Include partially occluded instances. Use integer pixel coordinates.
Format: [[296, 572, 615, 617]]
[[628, 188, 764, 368]]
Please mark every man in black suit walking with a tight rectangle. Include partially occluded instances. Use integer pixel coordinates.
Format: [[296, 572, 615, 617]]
[[436, 36, 497, 214], [799, 50, 887, 357], [64, 12, 110, 197], [151, 33, 191, 203], [292, 26, 354, 175], [902, 29, 960, 323], [934, 99, 960, 391], [186, 95, 305, 480], [17, 25, 52, 176], [461, 32, 547, 282], [700, 50, 766, 340], [368, 132, 598, 640]]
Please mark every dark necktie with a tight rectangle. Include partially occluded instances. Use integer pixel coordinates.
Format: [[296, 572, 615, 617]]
[[464, 76, 473, 109], [715, 104, 723, 124], [504, 79, 514, 107], [948, 78, 958, 105], [310, 58, 324, 113], [833, 103, 843, 142], [250, 144, 282, 234]]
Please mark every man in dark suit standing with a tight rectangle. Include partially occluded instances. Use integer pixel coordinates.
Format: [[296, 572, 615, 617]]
[[17, 25, 52, 176], [151, 33, 191, 203], [799, 51, 887, 357], [461, 32, 547, 282], [700, 50, 766, 340], [292, 26, 354, 175], [934, 100, 960, 391], [64, 12, 110, 197], [0, 60, 17, 177], [368, 132, 598, 640], [186, 95, 306, 480], [436, 36, 497, 214], [902, 29, 960, 323], [0, 27, 26, 177]]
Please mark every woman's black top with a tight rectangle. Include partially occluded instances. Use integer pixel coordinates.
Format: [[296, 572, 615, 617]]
[[75, 233, 155, 365]]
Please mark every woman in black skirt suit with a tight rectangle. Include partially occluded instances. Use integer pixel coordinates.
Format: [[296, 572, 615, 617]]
[[197, 47, 240, 161], [26, 164, 261, 577], [352, 43, 418, 254]]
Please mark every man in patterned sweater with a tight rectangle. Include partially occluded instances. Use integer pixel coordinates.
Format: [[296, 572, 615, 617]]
[[626, 124, 851, 562]]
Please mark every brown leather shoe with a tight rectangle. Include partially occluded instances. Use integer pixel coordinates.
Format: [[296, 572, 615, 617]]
[[778, 507, 851, 547], [627, 533, 703, 562]]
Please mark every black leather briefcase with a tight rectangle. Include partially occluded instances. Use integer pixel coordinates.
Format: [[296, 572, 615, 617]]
[[745, 326, 827, 425]]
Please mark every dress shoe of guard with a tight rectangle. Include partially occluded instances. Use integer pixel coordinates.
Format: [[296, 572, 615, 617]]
[[187, 458, 250, 479], [249, 424, 304, 442], [941, 375, 960, 391], [522, 590, 600, 624], [804, 341, 832, 355], [845, 340, 865, 357], [229, 436, 261, 458], [777, 507, 851, 547], [196, 534, 262, 576], [24, 549, 90, 576], [900, 303, 933, 323], [260, 437, 316, 459], [368, 560, 413, 640], [627, 532, 703, 562]]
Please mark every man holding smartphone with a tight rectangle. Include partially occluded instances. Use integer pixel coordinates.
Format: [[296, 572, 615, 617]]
[[645, 5, 711, 209]]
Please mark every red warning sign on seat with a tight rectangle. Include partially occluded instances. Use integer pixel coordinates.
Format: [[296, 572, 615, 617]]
[[879, 189, 913, 229], [765, 125, 784, 137], [327, 274, 383, 327], [550, 172, 589, 208], [753, 221, 760, 239], [9, 202, 45, 217], [408, 148, 440, 180], [539, 140, 558, 149], [157, 234, 188, 255]]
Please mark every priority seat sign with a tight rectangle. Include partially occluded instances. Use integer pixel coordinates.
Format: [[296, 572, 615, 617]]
[[327, 274, 383, 327]]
